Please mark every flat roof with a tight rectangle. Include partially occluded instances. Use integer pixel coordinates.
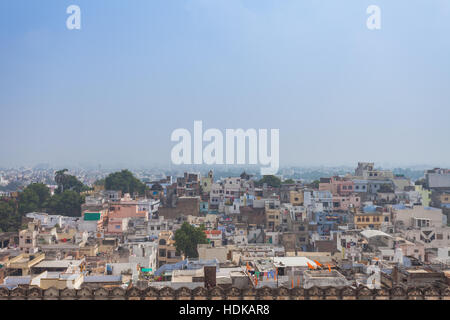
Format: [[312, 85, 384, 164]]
[[360, 230, 393, 239], [273, 257, 317, 268], [34, 260, 83, 268]]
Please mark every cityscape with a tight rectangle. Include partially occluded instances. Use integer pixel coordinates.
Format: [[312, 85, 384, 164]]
[[1, 162, 450, 300]]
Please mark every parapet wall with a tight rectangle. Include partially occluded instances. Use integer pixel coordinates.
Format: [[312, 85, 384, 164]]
[[0, 286, 449, 300]]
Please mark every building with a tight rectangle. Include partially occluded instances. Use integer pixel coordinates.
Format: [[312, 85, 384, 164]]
[[426, 168, 450, 190], [392, 205, 446, 229], [19, 222, 40, 254], [354, 209, 384, 230], [157, 231, 182, 268]]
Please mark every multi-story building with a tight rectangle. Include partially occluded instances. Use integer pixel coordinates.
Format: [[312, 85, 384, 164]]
[[392, 205, 446, 229], [19, 222, 40, 254], [319, 176, 354, 196], [425, 168, 450, 190], [332, 194, 361, 211], [354, 210, 383, 230], [265, 199, 281, 231], [157, 231, 182, 268]]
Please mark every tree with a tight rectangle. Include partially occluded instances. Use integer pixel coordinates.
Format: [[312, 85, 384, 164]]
[[55, 169, 69, 192], [256, 175, 282, 188], [47, 190, 84, 217], [283, 179, 295, 184], [18, 183, 50, 214], [54, 169, 89, 194], [308, 180, 320, 189], [240, 171, 252, 180], [93, 178, 105, 187], [0, 198, 20, 232], [174, 222, 208, 258], [104, 170, 148, 195]]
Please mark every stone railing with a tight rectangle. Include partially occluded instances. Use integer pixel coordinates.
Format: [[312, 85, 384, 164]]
[[0, 285, 449, 300]]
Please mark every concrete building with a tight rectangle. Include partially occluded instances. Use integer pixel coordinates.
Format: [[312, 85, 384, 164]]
[[303, 270, 350, 289], [197, 244, 227, 263], [393, 205, 446, 229], [157, 231, 182, 268]]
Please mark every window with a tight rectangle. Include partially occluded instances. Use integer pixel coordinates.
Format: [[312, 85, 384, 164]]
[[366, 217, 370, 222], [357, 217, 361, 222], [437, 234, 443, 240]]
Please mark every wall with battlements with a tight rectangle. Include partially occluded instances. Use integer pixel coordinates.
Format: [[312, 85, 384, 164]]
[[0, 286, 449, 300]]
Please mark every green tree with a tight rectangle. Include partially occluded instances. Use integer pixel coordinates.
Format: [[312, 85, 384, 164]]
[[283, 179, 295, 184], [54, 169, 89, 194], [18, 183, 50, 214], [174, 222, 209, 258], [0, 198, 20, 232], [104, 170, 148, 195], [47, 190, 84, 217], [93, 178, 105, 187], [308, 180, 320, 189], [256, 175, 282, 188]]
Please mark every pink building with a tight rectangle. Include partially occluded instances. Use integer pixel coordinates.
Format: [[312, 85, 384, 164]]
[[332, 194, 361, 211], [107, 218, 129, 234], [108, 203, 148, 220], [106, 194, 148, 234], [319, 176, 354, 196]]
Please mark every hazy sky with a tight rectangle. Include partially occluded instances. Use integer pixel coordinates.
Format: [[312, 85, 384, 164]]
[[1, 0, 450, 168]]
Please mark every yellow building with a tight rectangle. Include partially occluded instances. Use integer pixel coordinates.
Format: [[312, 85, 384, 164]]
[[415, 185, 431, 207], [4, 253, 45, 276], [157, 231, 182, 268], [354, 213, 383, 230], [200, 170, 214, 194], [440, 193, 450, 205], [266, 208, 281, 231], [289, 190, 304, 206]]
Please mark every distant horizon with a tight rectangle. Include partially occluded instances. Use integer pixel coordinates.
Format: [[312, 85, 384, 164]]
[[0, 161, 448, 171]]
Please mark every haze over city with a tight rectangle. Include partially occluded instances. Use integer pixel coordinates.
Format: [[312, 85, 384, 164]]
[[1, 0, 450, 168]]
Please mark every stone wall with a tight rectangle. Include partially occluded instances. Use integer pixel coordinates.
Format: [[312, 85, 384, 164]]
[[159, 197, 200, 219], [0, 286, 449, 300]]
